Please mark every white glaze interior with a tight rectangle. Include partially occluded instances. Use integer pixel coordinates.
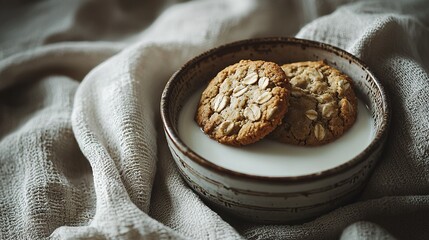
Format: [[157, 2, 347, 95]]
[[178, 88, 374, 177]]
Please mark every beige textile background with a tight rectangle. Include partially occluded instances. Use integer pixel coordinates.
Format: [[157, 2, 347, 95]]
[[1, 0, 428, 239]]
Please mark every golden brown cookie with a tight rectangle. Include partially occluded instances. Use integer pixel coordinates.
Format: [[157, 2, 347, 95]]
[[270, 61, 358, 146], [195, 60, 290, 146]]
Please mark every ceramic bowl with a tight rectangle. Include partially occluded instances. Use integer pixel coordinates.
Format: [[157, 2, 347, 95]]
[[160, 37, 390, 223]]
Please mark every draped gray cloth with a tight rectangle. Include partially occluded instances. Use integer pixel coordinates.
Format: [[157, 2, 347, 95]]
[[1, 0, 428, 239]]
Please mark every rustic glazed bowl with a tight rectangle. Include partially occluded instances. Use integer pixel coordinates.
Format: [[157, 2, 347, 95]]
[[160, 37, 390, 223]]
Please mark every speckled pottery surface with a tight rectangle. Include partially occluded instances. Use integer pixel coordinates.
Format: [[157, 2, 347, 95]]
[[160, 37, 390, 223]]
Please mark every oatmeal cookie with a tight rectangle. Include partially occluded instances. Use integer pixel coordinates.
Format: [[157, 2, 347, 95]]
[[195, 60, 290, 146], [270, 60, 358, 146]]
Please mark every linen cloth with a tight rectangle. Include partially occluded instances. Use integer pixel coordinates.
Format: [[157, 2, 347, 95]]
[[1, 0, 428, 239]]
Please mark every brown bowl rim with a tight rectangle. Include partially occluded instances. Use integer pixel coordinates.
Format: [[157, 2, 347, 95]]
[[160, 37, 390, 183]]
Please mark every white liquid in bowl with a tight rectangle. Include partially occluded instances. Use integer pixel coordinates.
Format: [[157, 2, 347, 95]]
[[178, 89, 374, 177]]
